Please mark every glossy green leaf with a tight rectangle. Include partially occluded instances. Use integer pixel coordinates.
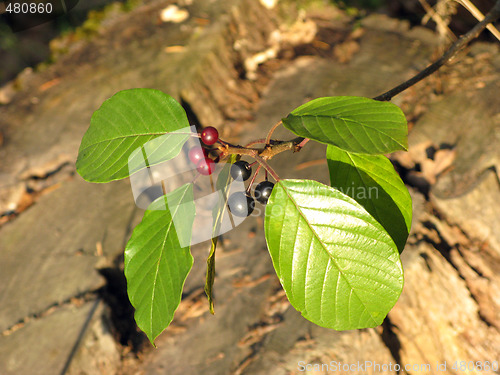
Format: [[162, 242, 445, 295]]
[[282, 96, 407, 154], [124, 183, 195, 345], [127, 131, 191, 177], [326, 145, 412, 253], [77, 89, 190, 182], [264, 179, 403, 330]]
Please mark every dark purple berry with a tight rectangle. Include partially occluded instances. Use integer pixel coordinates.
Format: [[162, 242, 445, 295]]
[[230, 161, 252, 181], [200, 126, 219, 146], [254, 181, 274, 204], [197, 157, 215, 175], [227, 192, 255, 217]]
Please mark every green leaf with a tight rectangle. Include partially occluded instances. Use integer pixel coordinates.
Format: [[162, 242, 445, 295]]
[[77, 89, 190, 183], [264, 179, 403, 330], [124, 183, 195, 345], [205, 238, 217, 315], [326, 145, 412, 253], [127, 131, 191, 177], [282, 96, 407, 154]]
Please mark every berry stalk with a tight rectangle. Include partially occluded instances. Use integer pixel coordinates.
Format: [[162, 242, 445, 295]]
[[246, 164, 262, 195]]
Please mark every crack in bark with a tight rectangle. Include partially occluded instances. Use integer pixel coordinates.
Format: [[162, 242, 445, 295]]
[[417, 203, 499, 330], [59, 298, 101, 375], [232, 285, 287, 375], [380, 317, 404, 374], [0, 160, 74, 226], [1, 290, 98, 336]]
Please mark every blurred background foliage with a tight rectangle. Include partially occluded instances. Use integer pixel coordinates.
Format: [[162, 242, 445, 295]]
[[0, 0, 139, 84]]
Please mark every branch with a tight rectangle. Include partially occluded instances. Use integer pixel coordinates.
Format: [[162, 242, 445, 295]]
[[244, 138, 268, 147], [455, 0, 500, 41], [218, 1, 500, 163], [254, 154, 281, 181], [220, 137, 304, 160], [374, 0, 500, 101], [265, 120, 283, 145]]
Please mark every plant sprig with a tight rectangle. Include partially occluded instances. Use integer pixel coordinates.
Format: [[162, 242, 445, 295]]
[[74, 1, 500, 344]]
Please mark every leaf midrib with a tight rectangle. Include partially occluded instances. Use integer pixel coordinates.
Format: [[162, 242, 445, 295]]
[[149, 185, 192, 337], [79, 132, 168, 153], [289, 114, 407, 150], [294, 113, 407, 151], [278, 181, 379, 325]]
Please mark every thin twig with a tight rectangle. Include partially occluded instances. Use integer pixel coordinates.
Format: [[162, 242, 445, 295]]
[[265, 121, 283, 145], [254, 154, 281, 181], [455, 0, 500, 41], [418, 0, 457, 41], [216, 1, 500, 169], [296, 138, 310, 151], [218, 144, 262, 158], [374, 0, 500, 101], [222, 137, 304, 160], [245, 138, 268, 147], [294, 159, 327, 171], [246, 164, 262, 194]]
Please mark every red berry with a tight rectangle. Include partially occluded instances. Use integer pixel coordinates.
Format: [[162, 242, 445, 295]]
[[200, 126, 219, 146], [197, 157, 215, 175], [188, 147, 208, 164]]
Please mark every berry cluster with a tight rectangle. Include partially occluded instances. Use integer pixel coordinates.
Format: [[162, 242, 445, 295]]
[[189, 126, 275, 218], [227, 161, 274, 217]]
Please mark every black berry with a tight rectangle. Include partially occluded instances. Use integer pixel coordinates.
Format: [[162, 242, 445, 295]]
[[188, 146, 208, 164], [227, 192, 255, 217], [200, 126, 219, 146], [254, 181, 274, 204], [230, 161, 252, 181], [197, 157, 215, 175]]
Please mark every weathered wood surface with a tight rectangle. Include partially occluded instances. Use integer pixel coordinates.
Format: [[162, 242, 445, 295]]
[[0, 0, 498, 374], [0, 178, 135, 332], [0, 301, 96, 375]]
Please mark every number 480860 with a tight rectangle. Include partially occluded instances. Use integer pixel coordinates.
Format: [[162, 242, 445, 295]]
[[5, 2, 53, 13], [452, 361, 499, 372]]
